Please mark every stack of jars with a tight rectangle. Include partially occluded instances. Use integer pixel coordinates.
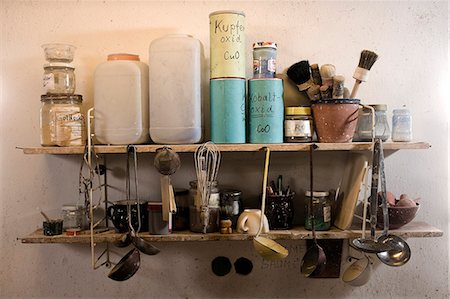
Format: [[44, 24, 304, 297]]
[[40, 43, 85, 147]]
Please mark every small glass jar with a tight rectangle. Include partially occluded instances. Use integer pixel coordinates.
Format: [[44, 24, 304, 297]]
[[304, 191, 331, 231], [40, 94, 85, 146], [284, 107, 313, 142], [220, 190, 243, 228], [61, 204, 84, 230], [189, 180, 220, 208], [356, 104, 390, 141], [392, 108, 412, 142], [172, 188, 190, 231], [253, 42, 277, 78], [43, 62, 75, 94]]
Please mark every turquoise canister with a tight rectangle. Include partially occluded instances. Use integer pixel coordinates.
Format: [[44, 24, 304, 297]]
[[210, 78, 246, 143], [248, 78, 284, 143]]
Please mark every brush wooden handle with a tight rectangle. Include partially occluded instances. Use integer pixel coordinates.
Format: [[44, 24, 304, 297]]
[[350, 79, 361, 99]]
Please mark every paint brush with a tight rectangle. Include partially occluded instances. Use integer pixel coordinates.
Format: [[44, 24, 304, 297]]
[[287, 60, 313, 91], [350, 50, 378, 98], [319, 64, 336, 88]]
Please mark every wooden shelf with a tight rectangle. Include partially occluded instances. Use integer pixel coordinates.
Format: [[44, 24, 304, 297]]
[[19, 221, 442, 244], [17, 142, 431, 155]]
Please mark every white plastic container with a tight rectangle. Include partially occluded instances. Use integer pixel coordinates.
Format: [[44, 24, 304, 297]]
[[149, 34, 203, 144], [94, 54, 150, 144]]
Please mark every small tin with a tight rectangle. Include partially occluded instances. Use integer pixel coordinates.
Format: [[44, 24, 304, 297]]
[[209, 10, 246, 79], [248, 78, 284, 143], [210, 78, 246, 143]]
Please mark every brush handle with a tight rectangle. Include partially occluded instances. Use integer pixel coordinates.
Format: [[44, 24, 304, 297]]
[[350, 79, 361, 99]]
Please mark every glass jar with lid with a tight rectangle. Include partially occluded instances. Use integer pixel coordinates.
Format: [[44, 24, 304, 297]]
[[61, 204, 85, 230], [40, 94, 85, 146], [253, 42, 277, 78], [355, 104, 390, 141], [284, 107, 313, 142], [43, 62, 76, 94], [304, 191, 332, 231], [392, 108, 412, 142]]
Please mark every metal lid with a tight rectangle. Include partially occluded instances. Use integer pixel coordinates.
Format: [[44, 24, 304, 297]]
[[107, 53, 140, 61], [305, 191, 330, 197], [43, 62, 75, 69], [285, 106, 311, 115], [61, 204, 79, 211], [313, 98, 360, 105], [369, 104, 387, 111], [209, 10, 245, 17], [253, 41, 277, 49], [220, 190, 242, 197], [41, 94, 83, 102]]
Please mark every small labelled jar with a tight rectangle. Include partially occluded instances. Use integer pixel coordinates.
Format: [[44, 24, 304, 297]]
[[392, 108, 412, 142], [40, 94, 85, 146], [356, 104, 390, 141], [43, 62, 75, 94], [305, 191, 332, 231], [253, 42, 277, 78], [284, 107, 313, 143]]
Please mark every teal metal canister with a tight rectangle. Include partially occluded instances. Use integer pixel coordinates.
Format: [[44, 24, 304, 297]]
[[248, 78, 284, 143], [210, 78, 246, 143]]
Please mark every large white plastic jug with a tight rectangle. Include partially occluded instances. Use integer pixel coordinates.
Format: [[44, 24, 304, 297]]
[[94, 53, 150, 145], [149, 34, 203, 144]]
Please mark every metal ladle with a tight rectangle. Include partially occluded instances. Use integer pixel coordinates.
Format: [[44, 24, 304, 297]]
[[300, 144, 327, 277], [376, 139, 411, 266], [127, 145, 160, 255], [253, 147, 289, 260]]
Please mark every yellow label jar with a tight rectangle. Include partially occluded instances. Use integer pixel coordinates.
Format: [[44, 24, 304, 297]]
[[284, 107, 313, 142], [40, 94, 85, 146]]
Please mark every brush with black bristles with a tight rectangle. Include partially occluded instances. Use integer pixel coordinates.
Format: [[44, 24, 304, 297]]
[[287, 60, 313, 92], [350, 50, 378, 98]]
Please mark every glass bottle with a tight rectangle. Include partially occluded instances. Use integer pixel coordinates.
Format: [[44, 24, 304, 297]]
[[356, 104, 390, 141], [304, 191, 331, 231]]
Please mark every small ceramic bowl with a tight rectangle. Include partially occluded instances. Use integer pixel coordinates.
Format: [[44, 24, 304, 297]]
[[376, 203, 420, 229]]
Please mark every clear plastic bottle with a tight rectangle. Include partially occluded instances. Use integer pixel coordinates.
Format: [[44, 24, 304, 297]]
[[392, 108, 412, 142], [94, 53, 150, 145]]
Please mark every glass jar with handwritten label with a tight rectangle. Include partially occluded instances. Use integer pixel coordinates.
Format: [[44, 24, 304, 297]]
[[40, 94, 85, 146], [284, 107, 313, 142], [305, 191, 331, 231]]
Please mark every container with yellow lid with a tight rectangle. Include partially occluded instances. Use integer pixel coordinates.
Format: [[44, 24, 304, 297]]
[[284, 106, 313, 142]]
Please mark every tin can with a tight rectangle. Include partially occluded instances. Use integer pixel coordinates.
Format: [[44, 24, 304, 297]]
[[248, 78, 284, 143], [209, 10, 246, 79], [210, 78, 246, 143]]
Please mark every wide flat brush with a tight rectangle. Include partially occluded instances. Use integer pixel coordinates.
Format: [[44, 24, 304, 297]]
[[287, 60, 313, 91], [350, 50, 378, 98]]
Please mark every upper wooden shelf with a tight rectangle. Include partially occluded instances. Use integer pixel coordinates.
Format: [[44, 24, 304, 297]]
[[20, 221, 442, 244], [17, 142, 431, 155]]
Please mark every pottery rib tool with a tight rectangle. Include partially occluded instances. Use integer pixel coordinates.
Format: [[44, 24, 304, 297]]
[[287, 60, 313, 92], [350, 50, 378, 99]]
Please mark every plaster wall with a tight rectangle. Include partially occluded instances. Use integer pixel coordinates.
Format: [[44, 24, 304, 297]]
[[1, 1, 448, 298]]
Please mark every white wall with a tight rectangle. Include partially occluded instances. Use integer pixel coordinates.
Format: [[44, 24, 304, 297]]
[[1, 1, 448, 298]]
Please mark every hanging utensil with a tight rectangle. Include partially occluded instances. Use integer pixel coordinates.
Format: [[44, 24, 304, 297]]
[[194, 142, 221, 234], [127, 145, 160, 255], [352, 138, 393, 253], [253, 147, 289, 260], [376, 139, 411, 266], [108, 248, 140, 281], [154, 147, 181, 221], [301, 144, 326, 277]]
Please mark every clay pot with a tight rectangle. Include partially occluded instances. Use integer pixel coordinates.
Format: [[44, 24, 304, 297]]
[[312, 99, 360, 143], [376, 203, 420, 229]]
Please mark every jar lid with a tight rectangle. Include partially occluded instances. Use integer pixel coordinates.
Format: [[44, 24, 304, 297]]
[[61, 204, 79, 211], [305, 191, 330, 197], [107, 53, 140, 61], [221, 190, 242, 197], [114, 199, 148, 205], [369, 104, 387, 111], [209, 10, 245, 17], [41, 94, 83, 102], [253, 41, 277, 49], [313, 98, 360, 105], [285, 107, 311, 115], [43, 62, 75, 69], [393, 108, 410, 114]]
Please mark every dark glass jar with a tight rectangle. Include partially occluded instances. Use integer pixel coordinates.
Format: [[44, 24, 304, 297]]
[[265, 193, 295, 229], [304, 191, 331, 231], [220, 190, 243, 228]]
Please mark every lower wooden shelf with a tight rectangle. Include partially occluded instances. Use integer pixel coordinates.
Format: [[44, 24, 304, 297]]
[[19, 221, 442, 244]]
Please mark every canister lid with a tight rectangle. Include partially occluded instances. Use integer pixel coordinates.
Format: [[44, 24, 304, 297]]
[[305, 191, 330, 197], [107, 53, 140, 61], [221, 190, 242, 197], [314, 98, 360, 105], [43, 62, 75, 69], [209, 10, 245, 17], [61, 204, 79, 211], [370, 104, 387, 111], [41, 94, 83, 102], [285, 107, 311, 115], [253, 41, 277, 49]]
